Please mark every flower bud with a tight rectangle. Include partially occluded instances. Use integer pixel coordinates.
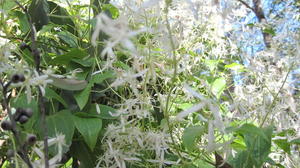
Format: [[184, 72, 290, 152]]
[[1, 120, 12, 131], [18, 115, 29, 124], [6, 149, 14, 158], [23, 108, 33, 118], [26, 134, 37, 145], [11, 74, 25, 83], [19, 42, 30, 51]]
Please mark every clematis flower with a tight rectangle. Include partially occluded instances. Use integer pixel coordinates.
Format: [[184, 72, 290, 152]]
[[17, 71, 53, 103], [92, 13, 147, 56]]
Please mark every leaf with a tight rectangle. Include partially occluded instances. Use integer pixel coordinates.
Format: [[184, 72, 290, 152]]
[[266, 157, 285, 168], [229, 151, 254, 168], [48, 75, 88, 91], [45, 87, 68, 107], [69, 141, 96, 168], [46, 110, 75, 151], [290, 138, 300, 144], [89, 104, 118, 119], [51, 48, 88, 65], [113, 61, 130, 70], [243, 126, 273, 167], [235, 124, 269, 141], [102, 4, 119, 19], [15, 11, 30, 33], [224, 63, 244, 71], [205, 59, 219, 72], [74, 83, 92, 110], [230, 124, 273, 168], [28, 0, 49, 31], [71, 58, 94, 67], [182, 126, 205, 151], [57, 31, 78, 47], [1, 1, 16, 10], [274, 139, 291, 154], [263, 27, 276, 36], [73, 115, 102, 151], [91, 71, 115, 84], [48, 1, 75, 33], [211, 77, 226, 99]]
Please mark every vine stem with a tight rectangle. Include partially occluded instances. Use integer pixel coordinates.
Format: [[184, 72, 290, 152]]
[[259, 66, 292, 127], [14, 1, 49, 167], [163, 0, 185, 162], [0, 80, 33, 168]]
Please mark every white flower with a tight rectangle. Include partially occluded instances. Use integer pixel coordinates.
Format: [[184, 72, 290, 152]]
[[92, 13, 147, 55], [32, 134, 66, 168], [176, 84, 208, 120], [22, 71, 52, 102]]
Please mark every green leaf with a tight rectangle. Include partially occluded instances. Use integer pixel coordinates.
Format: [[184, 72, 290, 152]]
[[230, 124, 273, 168], [182, 126, 205, 151], [48, 1, 75, 34], [73, 115, 102, 151], [57, 31, 78, 47], [46, 110, 75, 149], [204, 59, 219, 72], [229, 150, 254, 168], [235, 124, 269, 141], [48, 75, 88, 91], [1, 1, 16, 10], [290, 138, 300, 144], [74, 83, 92, 110], [225, 63, 244, 71], [91, 71, 115, 84], [266, 157, 285, 168], [177, 103, 193, 110], [28, 0, 49, 31], [70, 141, 96, 168], [89, 104, 118, 119], [211, 77, 226, 99], [274, 139, 291, 154], [73, 105, 119, 120], [15, 11, 30, 33], [263, 27, 276, 36], [71, 58, 94, 67], [113, 61, 130, 70], [45, 87, 68, 108], [51, 48, 88, 65], [244, 126, 273, 167], [102, 4, 119, 19]]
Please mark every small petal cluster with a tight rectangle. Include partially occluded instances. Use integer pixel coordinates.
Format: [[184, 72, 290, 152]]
[[97, 124, 176, 168], [32, 134, 66, 168]]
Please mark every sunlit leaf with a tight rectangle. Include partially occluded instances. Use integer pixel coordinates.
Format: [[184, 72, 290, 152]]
[[73, 115, 102, 151], [182, 126, 205, 151], [211, 77, 226, 99]]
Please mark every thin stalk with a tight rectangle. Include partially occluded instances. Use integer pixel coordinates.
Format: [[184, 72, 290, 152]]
[[14, 1, 49, 167], [163, 0, 185, 162], [0, 80, 33, 168], [259, 66, 292, 127]]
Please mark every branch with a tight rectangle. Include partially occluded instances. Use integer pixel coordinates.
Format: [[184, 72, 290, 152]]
[[236, 0, 255, 13], [236, 0, 271, 48], [14, 1, 49, 167], [0, 80, 33, 168]]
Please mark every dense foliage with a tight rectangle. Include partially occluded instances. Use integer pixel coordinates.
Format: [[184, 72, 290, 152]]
[[0, 0, 300, 167]]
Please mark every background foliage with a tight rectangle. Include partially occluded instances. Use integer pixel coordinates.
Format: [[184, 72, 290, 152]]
[[0, 0, 300, 167]]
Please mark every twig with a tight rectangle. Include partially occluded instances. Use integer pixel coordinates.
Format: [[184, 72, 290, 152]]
[[14, 1, 49, 167], [259, 66, 292, 127], [236, 0, 255, 13], [0, 80, 33, 168], [236, 0, 271, 48]]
